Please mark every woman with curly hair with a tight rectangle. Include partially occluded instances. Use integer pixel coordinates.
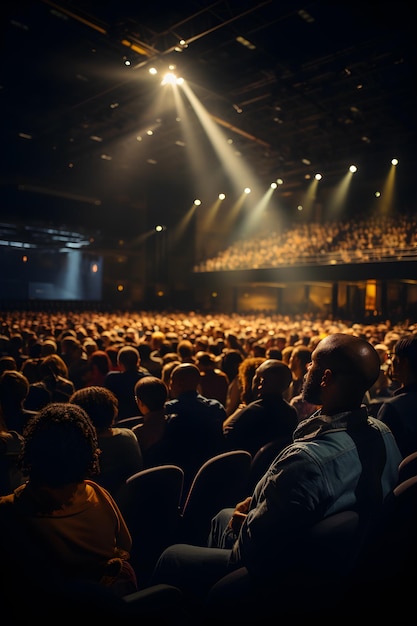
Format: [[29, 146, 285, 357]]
[[69, 386, 143, 497], [0, 402, 137, 602]]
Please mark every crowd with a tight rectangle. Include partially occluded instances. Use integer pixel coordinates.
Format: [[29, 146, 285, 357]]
[[194, 214, 417, 271], [0, 307, 416, 623]]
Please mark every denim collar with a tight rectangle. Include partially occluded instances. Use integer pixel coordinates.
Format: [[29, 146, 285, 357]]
[[294, 406, 369, 441]]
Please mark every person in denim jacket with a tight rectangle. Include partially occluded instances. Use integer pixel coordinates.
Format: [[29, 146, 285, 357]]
[[150, 333, 402, 607]]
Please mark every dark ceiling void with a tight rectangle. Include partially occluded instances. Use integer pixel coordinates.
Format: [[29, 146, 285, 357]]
[[1, 0, 415, 241]]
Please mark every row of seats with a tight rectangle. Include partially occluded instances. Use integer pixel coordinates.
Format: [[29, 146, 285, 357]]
[[13, 445, 414, 624], [115, 449, 253, 586], [116, 443, 417, 622], [115, 439, 296, 587]]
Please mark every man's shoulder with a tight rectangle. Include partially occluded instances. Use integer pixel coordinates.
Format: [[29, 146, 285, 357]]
[[378, 391, 417, 413]]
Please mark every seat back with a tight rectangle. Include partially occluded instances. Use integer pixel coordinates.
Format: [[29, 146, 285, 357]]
[[398, 449, 417, 483], [246, 435, 293, 492], [354, 474, 417, 578], [116, 464, 184, 587], [116, 415, 144, 429], [344, 475, 417, 621], [179, 450, 252, 546]]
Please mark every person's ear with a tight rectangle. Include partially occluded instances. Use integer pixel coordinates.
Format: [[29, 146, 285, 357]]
[[320, 368, 333, 387]]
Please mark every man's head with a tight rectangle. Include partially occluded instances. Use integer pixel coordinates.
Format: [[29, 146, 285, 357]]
[[117, 345, 140, 372], [302, 333, 380, 414], [169, 362, 201, 398], [135, 376, 168, 413], [195, 351, 217, 372], [252, 359, 292, 397], [0, 370, 29, 407], [390, 333, 417, 385]]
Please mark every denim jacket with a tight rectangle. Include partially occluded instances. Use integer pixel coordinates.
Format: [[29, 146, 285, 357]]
[[230, 406, 402, 577]]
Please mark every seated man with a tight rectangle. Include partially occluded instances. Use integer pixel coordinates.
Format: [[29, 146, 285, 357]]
[[150, 333, 402, 615], [132, 376, 169, 467], [222, 358, 298, 456], [161, 363, 226, 496]]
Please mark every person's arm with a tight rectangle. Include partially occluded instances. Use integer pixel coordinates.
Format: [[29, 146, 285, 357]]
[[231, 451, 325, 575]]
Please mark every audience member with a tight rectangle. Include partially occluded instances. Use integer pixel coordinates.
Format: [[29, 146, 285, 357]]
[[281, 345, 294, 364], [219, 349, 244, 417], [132, 376, 168, 466], [251, 342, 266, 358], [8, 333, 28, 371], [83, 338, 99, 359], [149, 333, 402, 616], [368, 343, 395, 400], [0, 402, 137, 606], [0, 370, 38, 435], [162, 363, 226, 494], [137, 342, 163, 378], [84, 349, 113, 387], [104, 346, 150, 421], [265, 347, 282, 360], [286, 345, 312, 400], [59, 335, 89, 390], [21, 357, 43, 384], [0, 377, 27, 495], [226, 356, 265, 416], [70, 386, 143, 498], [39, 338, 58, 357], [161, 360, 181, 397], [177, 339, 196, 364], [223, 359, 298, 456], [377, 333, 417, 456], [224, 333, 246, 358], [195, 351, 229, 406], [105, 344, 122, 371], [149, 330, 167, 360], [0, 355, 17, 375], [24, 354, 75, 411]]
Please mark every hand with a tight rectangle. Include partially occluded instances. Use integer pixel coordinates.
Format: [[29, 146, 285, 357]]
[[227, 496, 252, 534]]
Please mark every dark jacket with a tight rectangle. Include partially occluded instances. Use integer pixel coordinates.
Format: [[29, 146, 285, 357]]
[[223, 394, 298, 457]]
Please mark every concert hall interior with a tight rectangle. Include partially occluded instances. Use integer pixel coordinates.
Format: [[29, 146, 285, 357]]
[[1, 1, 416, 319]]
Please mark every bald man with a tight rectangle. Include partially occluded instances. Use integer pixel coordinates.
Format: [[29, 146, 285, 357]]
[[223, 359, 298, 456], [150, 333, 402, 612], [162, 363, 226, 494]]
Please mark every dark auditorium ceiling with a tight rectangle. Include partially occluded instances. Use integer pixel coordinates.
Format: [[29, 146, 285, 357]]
[[1, 0, 416, 241]]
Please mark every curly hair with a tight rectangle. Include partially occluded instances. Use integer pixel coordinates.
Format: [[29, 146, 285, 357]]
[[20, 402, 100, 487], [69, 386, 118, 431], [238, 356, 266, 405]]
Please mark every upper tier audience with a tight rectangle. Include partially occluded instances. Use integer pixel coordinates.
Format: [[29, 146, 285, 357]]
[[194, 214, 417, 271]]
